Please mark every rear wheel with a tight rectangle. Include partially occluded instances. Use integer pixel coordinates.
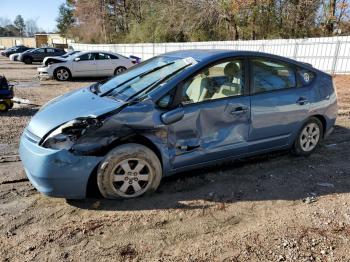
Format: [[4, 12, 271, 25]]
[[97, 143, 162, 199], [23, 57, 32, 64], [114, 66, 127, 75], [292, 117, 323, 156], [54, 67, 71, 81]]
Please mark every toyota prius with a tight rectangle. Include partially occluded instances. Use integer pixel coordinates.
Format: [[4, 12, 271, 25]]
[[19, 50, 338, 199]]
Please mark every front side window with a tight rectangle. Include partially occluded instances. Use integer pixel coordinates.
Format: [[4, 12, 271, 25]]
[[79, 53, 96, 61], [181, 60, 244, 104], [252, 59, 296, 94], [46, 48, 55, 53]]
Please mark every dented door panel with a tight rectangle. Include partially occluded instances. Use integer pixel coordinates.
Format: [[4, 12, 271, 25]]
[[168, 96, 250, 168]]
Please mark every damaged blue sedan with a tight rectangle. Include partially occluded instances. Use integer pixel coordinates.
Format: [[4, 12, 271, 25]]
[[19, 50, 338, 199]]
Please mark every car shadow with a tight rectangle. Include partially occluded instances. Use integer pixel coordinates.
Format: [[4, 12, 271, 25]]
[[69, 77, 108, 83], [1, 107, 38, 117], [67, 124, 350, 212]]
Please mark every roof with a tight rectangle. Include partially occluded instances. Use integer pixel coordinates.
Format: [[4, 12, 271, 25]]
[[162, 49, 317, 71]]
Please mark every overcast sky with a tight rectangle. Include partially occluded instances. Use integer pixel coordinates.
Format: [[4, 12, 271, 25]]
[[0, 0, 65, 32]]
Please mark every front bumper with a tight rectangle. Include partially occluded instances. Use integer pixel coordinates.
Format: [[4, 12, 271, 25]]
[[37, 66, 53, 79], [19, 130, 103, 199]]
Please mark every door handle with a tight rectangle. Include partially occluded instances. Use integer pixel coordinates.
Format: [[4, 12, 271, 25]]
[[230, 107, 248, 115], [296, 97, 309, 105]]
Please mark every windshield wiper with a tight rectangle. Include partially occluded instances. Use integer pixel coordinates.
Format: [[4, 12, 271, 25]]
[[101, 61, 175, 97], [127, 63, 192, 102]]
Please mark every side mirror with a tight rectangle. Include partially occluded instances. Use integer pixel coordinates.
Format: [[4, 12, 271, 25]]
[[74, 57, 81, 62], [157, 94, 172, 108], [161, 106, 184, 125]]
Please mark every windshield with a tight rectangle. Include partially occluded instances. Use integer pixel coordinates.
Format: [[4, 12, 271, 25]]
[[99, 56, 196, 101], [63, 51, 79, 58]]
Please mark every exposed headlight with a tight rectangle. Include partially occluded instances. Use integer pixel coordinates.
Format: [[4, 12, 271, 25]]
[[41, 117, 102, 150]]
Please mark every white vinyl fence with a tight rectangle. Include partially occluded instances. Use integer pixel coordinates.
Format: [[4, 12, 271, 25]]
[[70, 36, 350, 74]]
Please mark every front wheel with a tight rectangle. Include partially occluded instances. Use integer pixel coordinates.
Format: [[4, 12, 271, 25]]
[[97, 143, 162, 199], [292, 117, 323, 156], [54, 67, 71, 81]]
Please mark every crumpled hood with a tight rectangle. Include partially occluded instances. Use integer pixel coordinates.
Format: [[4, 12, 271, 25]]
[[27, 87, 125, 138]]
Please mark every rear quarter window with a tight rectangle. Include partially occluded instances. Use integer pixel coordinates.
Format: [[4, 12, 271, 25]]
[[297, 68, 315, 87]]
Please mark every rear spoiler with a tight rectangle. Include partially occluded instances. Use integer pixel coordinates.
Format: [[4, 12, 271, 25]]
[[129, 55, 141, 64]]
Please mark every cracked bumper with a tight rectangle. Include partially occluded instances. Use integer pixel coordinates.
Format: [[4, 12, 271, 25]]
[[19, 132, 103, 199]]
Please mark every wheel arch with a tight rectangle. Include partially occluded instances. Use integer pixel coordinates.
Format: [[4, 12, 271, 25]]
[[310, 114, 327, 138], [54, 66, 72, 75]]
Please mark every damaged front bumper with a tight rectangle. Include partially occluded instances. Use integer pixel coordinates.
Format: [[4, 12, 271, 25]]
[[19, 130, 103, 199], [37, 66, 52, 80]]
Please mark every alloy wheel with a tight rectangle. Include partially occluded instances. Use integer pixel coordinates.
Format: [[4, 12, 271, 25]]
[[115, 67, 126, 75], [299, 122, 320, 152], [111, 158, 151, 197], [56, 69, 69, 81]]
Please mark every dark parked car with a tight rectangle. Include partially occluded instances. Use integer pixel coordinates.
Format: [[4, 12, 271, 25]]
[[1, 45, 31, 57], [20, 47, 66, 64], [19, 50, 337, 199]]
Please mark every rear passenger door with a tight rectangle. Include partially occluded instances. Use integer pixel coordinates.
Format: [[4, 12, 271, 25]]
[[95, 53, 116, 76], [248, 57, 311, 152]]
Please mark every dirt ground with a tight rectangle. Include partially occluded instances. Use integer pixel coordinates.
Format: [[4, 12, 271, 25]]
[[0, 56, 350, 262]]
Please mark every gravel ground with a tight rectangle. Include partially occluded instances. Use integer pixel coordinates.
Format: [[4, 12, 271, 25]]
[[0, 56, 350, 261]]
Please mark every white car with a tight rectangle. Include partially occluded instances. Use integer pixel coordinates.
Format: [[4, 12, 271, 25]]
[[37, 51, 135, 81], [9, 53, 20, 61], [9, 48, 35, 61]]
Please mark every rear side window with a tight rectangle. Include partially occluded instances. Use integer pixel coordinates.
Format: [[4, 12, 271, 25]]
[[97, 53, 111, 60], [46, 48, 55, 53], [252, 58, 296, 94], [297, 68, 315, 86]]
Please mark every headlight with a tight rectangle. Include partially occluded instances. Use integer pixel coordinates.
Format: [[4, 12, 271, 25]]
[[41, 117, 102, 150]]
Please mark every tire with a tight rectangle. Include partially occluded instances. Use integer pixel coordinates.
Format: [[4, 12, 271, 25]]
[[54, 67, 71, 81], [23, 57, 32, 64], [5, 99, 13, 109], [292, 117, 323, 156], [114, 66, 127, 75], [0, 101, 9, 112], [97, 143, 162, 199]]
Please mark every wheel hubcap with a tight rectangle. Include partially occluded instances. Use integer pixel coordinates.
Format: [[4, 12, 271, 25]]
[[300, 123, 320, 152], [57, 69, 69, 80], [0, 103, 6, 111], [111, 158, 151, 197]]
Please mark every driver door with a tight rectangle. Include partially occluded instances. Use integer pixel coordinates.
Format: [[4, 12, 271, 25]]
[[165, 58, 251, 169]]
